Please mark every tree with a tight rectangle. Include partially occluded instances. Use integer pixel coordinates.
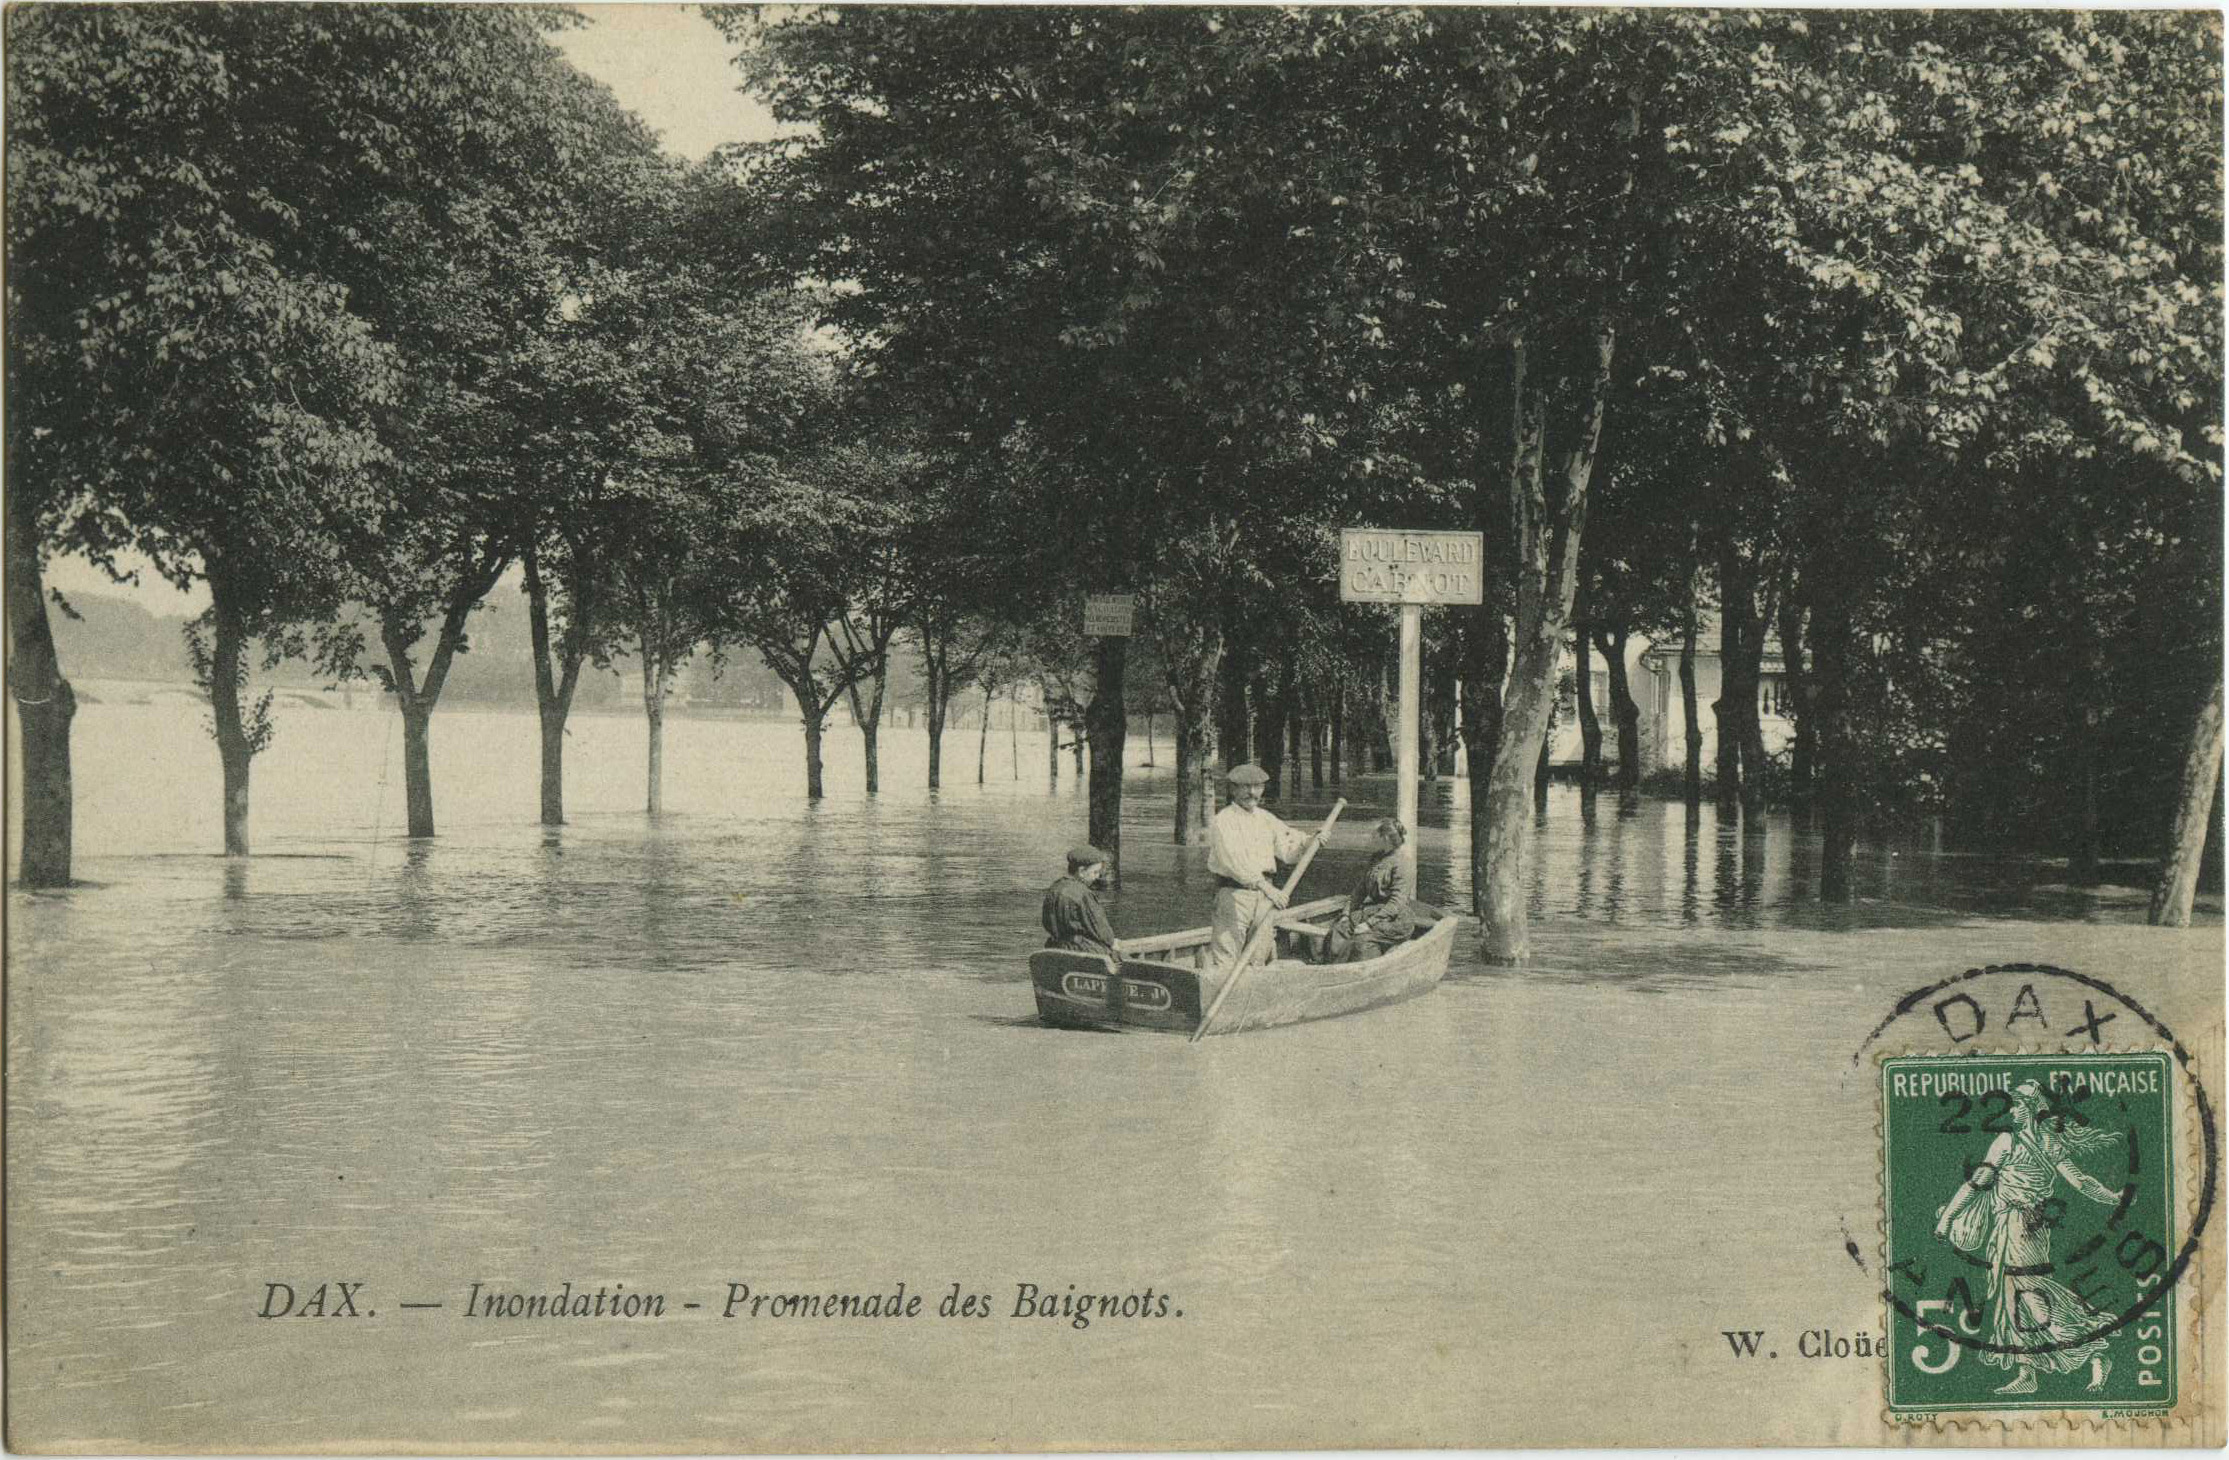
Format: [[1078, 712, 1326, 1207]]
[[5, 7, 600, 859]]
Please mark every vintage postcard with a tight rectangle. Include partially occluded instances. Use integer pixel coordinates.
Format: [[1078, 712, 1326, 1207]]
[[6, 4, 2224, 1451]]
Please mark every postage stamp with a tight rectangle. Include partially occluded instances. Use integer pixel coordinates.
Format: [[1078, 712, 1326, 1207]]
[[1881, 1051, 2184, 1420]]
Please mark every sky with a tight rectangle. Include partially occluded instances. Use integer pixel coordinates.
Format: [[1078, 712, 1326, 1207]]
[[552, 5, 782, 160], [44, 5, 776, 618]]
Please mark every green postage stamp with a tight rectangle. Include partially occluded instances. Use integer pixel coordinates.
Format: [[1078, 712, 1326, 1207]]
[[1881, 1052, 2181, 1420]]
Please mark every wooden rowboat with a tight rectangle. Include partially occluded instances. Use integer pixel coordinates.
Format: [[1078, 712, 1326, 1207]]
[[1030, 893, 1460, 1036]]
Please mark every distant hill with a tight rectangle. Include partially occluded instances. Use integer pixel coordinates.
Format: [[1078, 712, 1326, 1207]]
[[45, 586, 791, 711]]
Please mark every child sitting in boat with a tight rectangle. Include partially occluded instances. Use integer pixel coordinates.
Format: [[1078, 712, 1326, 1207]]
[[1042, 844, 1120, 961], [1315, 818, 1414, 963]]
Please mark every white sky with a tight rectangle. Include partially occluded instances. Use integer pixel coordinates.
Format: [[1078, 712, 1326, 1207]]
[[553, 4, 782, 160], [44, 5, 773, 618]]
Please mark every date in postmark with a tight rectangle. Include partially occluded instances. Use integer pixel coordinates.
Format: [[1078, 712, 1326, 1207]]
[[1881, 1050, 2178, 1416]]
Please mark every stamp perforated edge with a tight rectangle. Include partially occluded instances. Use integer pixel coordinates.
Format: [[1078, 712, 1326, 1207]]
[[1871, 1040, 2211, 1437]]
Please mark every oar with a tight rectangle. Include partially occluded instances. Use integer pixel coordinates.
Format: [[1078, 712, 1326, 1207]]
[[1192, 797, 1346, 1042]]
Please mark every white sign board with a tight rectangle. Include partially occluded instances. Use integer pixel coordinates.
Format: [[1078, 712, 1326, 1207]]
[[1338, 528, 1486, 606], [1083, 594, 1135, 637]]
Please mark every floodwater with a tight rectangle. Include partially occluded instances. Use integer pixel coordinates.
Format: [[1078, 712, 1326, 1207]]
[[8, 699, 2223, 1449]]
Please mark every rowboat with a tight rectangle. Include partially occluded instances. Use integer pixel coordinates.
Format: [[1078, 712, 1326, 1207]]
[[1029, 893, 1460, 1036]]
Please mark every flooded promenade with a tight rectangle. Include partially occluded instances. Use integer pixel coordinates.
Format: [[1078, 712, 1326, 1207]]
[[9, 701, 2222, 1448]]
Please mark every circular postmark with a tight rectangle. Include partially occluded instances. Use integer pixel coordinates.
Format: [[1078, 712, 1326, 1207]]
[[1853, 963, 2218, 1401]]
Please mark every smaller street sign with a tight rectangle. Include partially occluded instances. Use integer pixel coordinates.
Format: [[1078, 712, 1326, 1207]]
[[1338, 528, 1486, 606], [1084, 594, 1136, 637]]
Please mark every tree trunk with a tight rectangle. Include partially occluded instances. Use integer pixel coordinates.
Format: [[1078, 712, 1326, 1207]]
[[1778, 588, 1813, 818], [1048, 710, 1060, 781], [2070, 634, 2104, 884], [1086, 636, 1127, 884], [1534, 706, 1554, 811], [977, 684, 992, 785], [2150, 669, 2224, 927], [399, 702, 434, 838], [1594, 623, 1640, 792], [1573, 619, 1602, 788], [524, 544, 586, 828], [1714, 549, 1746, 810], [846, 656, 887, 796], [925, 654, 950, 792], [1309, 705, 1325, 790], [1736, 575, 1772, 823], [1285, 696, 1303, 799], [1680, 597, 1703, 806], [642, 651, 667, 816], [1812, 582, 1858, 902], [5, 503, 76, 887], [1216, 648, 1250, 767], [1329, 682, 1345, 786], [1255, 668, 1286, 797], [1459, 610, 1510, 915], [802, 709, 826, 800], [205, 585, 255, 857], [1481, 324, 1612, 963]]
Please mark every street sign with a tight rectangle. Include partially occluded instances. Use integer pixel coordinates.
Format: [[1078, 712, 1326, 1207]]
[[1338, 528, 1486, 606], [1083, 595, 1135, 637]]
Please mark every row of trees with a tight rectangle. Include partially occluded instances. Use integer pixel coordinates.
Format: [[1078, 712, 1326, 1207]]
[[8, 9, 2221, 956], [715, 6, 2223, 950]]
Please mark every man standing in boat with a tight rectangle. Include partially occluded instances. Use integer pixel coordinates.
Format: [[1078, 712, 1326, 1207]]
[[1207, 764, 1317, 969]]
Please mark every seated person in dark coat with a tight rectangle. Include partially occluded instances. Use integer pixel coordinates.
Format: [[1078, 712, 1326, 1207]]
[[1316, 818, 1416, 964], [1042, 844, 1120, 960]]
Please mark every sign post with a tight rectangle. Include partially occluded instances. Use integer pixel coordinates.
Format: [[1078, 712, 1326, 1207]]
[[1338, 528, 1486, 863]]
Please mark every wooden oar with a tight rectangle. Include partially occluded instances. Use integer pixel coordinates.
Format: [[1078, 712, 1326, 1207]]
[[1191, 797, 1346, 1042]]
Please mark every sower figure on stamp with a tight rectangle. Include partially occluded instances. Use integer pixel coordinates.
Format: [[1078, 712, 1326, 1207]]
[[1316, 817, 1414, 964], [1933, 1080, 2124, 1394], [1042, 844, 1120, 961], [1206, 763, 1316, 970]]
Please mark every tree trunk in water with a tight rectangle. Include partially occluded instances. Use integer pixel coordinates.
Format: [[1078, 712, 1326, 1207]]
[[802, 709, 826, 800], [524, 546, 584, 828], [1174, 720, 1195, 842], [1481, 323, 1612, 963], [1778, 591, 1813, 819], [400, 704, 434, 838], [1573, 619, 1602, 788], [2150, 669, 2224, 927], [848, 657, 888, 795], [642, 653, 666, 816], [1533, 709, 1554, 811], [1086, 636, 1127, 884], [1812, 585, 1858, 902], [977, 685, 992, 785], [206, 591, 255, 857], [925, 677, 949, 792], [1714, 550, 1746, 810], [858, 707, 881, 796], [1680, 600, 1703, 806], [1048, 713, 1060, 781], [5, 505, 76, 886], [1459, 610, 1510, 915], [1594, 624, 1640, 792]]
